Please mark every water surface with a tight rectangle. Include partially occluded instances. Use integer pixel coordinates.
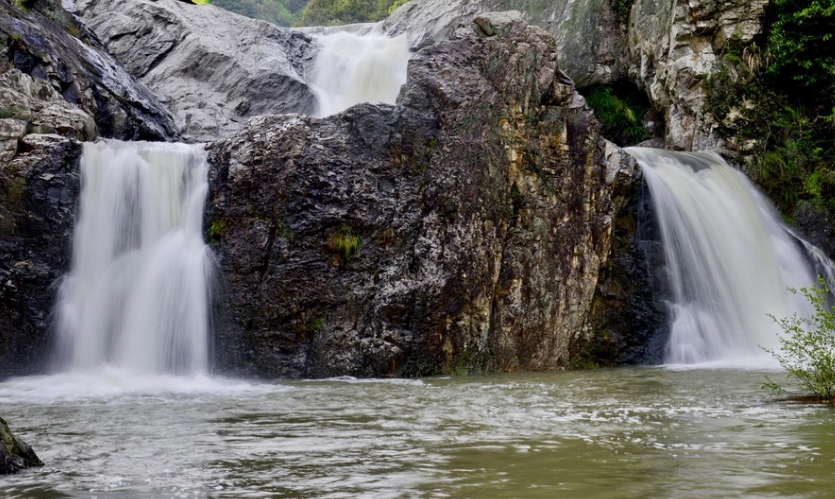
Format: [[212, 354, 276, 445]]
[[1, 368, 833, 498]]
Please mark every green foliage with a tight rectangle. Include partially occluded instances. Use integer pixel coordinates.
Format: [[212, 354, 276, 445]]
[[704, 1, 835, 215], [326, 224, 362, 260], [583, 84, 650, 146], [764, 278, 835, 404], [296, 0, 402, 26], [210, 0, 305, 27]]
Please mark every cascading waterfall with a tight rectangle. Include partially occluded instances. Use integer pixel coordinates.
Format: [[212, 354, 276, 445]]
[[627, 147, 835, 366], [55, 140, 213, 374], [307, 24, 410, 117]]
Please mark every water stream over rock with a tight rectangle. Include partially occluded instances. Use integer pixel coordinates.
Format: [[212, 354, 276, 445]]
[[54, 141, 213, 374], [628, 147, 835, 366]]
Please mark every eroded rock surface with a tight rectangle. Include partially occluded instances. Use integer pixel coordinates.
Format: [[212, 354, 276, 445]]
[[0, 0, 178, 141], [0, 416, 43, 474], [628, 0, 768, 150], [384, 0, 626, 87], [72, 0, 316, 141], [208, 13, 635, 377]]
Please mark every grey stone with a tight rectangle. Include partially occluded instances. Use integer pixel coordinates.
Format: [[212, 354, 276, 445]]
[[383, 0, 626, 87], [0, 0, 178, 141], [73, 0, 316, 141]]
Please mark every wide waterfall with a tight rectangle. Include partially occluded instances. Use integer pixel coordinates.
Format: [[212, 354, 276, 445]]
[[628, 147, 832, 366], [55, 140, 213, 374], [307, 24, 410, 117]]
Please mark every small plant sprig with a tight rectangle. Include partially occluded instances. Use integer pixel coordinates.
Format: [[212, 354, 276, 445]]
[[326, 224, 362, 261]]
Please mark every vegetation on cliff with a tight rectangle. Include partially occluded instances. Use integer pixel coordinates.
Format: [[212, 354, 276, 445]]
[[203, 0, 406, 26], [706, 0, 835, 215]]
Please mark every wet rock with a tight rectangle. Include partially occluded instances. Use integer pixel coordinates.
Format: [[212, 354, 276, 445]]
[[72, 0, 316, 141], [574, 142, 669, 366], [383, 0, 626, 87], [0, 416, 43, 474], [0, 134, 81, 378], [0, 0, 178, 141], [208, 13, 636, 377]]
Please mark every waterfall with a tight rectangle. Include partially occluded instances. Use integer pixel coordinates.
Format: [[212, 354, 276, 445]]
[[627, 147, 834, 366], [307, 24, 410, 117], [55, 140, 213, 374]]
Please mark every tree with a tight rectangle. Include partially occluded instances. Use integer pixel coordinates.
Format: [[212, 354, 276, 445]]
[[764, 278, 835, 404]]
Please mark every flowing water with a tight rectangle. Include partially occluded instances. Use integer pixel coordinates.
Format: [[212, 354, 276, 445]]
[[54, 140, 213, 374], [2, 368, 835, 498], [628, 148, 833, 366], [307, 24, 410, 117]]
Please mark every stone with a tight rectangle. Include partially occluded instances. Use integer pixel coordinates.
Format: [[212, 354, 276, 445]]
[[0, 0, 178, 141], [207, 14, 636, 377], [73, 0, 316, 141], [627, 0, 769, 150], [0, 416, 43, 474], [383, 0, 626, 87]]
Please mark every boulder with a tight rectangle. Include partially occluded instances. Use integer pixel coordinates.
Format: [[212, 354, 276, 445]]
[[0, 417, 43, 474], [72, 0, 316, 141], [0, 0, 178, 141], [384, 0, 626, 87], [207, 13, 636, 377]]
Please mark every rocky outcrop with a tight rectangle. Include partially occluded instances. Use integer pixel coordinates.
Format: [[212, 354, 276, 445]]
[[0, 133, 80, 378], [0, 417, 43, 474], [573, 143, 668, 367], [384, 0, 626, 87], [0, 0, 178, 141], [207, 12, 635, 377], [72, 0, 316, 141], [627, 0, 768, 150]]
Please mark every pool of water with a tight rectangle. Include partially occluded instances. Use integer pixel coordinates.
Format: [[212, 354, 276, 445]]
[[1, 367, 833, 498]]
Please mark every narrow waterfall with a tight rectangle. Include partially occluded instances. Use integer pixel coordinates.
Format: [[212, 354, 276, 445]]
[[307, 24, 409, 117], [55, 140, 213, 374], [627, 147, 833, 366]]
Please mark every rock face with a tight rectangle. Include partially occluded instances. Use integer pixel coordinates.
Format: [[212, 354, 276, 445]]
[[0, 0, 178, 141], [383, 0, 626, 87], [627, 0, 768, 150], [208, 13, 635, 377], [574, 143, 668, 366], [0, 416, 43, 474], [72, 0, 316, 141]]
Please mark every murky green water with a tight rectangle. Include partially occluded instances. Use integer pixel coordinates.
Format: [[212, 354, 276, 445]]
[[1, 367, 833, 498]]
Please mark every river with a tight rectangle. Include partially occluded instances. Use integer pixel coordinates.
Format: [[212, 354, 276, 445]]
[[2, 367, 833, 498]]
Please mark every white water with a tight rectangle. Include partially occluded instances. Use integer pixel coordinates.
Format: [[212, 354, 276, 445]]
[[54, 140, 213, 375], [627, 147, 833, 366], [307, 24, 410, 117]]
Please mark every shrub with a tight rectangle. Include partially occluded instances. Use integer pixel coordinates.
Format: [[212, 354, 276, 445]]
[[763, 278, 835, 404]]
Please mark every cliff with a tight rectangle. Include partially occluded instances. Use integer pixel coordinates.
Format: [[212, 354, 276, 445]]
[[207, 12, 637, 377]]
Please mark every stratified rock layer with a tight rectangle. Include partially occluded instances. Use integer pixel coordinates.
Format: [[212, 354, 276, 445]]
[[628, 0, 768, 150], [208, 13, 635, 377], [0, 416, 43, 474], [73, 0, 316, 141]]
